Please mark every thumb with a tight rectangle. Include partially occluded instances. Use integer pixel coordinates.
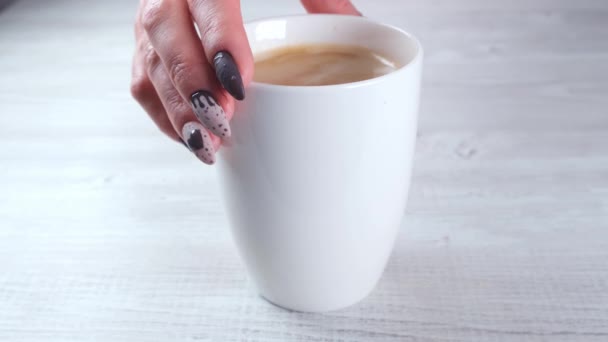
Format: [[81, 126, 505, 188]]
[[300, 0, 361, 15]]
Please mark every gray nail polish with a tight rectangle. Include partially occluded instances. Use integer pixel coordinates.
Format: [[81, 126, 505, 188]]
[[190, 90, 231, 139], [214, 51, 245, 101], [182, 122, 215, 165]]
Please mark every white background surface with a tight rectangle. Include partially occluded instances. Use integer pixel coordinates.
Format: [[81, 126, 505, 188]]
[[1, 0, 607, 341]]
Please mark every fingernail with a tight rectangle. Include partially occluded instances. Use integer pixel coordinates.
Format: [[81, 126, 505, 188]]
[[190, 90, 231, 138], [182, 122, 215, 165], [213, 51, 245, 101]]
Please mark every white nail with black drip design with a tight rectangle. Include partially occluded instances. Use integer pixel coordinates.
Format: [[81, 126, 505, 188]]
[[190, 90, 231, 138]]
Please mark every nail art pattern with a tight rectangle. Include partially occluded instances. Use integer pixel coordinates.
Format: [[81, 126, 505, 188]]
[[214, 51, 245, 101], [190, 90, 231, 138], [182, 122, 215, 165]]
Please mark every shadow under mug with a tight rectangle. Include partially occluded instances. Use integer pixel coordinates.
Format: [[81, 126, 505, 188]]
[[218, 14, 423, 312]]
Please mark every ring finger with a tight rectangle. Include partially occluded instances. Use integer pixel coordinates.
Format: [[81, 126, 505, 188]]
[[143, 39, 219, 165]]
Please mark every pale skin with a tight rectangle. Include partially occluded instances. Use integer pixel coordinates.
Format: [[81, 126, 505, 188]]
[[130, 0, 361, 164]]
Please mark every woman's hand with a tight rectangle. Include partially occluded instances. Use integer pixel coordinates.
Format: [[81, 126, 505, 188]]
[[130, 0, 360, 164]]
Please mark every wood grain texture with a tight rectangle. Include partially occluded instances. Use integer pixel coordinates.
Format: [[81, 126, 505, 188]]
[[1, 0, 607, 341]]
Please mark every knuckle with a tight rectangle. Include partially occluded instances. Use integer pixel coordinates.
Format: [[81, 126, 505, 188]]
[[200, 18, 222, 43], [167, 54, 195, 87], [143, 46, 161, 72], [130, 75, 152, 101], [141, 0, 168, 33], [164, 90, 189, 115]]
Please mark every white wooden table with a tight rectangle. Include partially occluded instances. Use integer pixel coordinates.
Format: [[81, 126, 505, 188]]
[[1, 0, 607, 340]]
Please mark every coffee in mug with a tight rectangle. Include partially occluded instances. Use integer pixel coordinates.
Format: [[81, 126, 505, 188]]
[[253, 44, 399, 86]]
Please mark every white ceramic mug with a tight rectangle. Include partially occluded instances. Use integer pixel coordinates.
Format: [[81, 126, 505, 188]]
[[218, 14, 422, 312]]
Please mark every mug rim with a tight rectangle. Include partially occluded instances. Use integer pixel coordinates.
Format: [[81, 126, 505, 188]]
[[245, 14, 423, 91]]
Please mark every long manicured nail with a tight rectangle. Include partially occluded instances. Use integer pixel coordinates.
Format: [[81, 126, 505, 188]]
[[213, 51, 245, 101], [182, 122, 215, 165], [190, 90, 231, 139]]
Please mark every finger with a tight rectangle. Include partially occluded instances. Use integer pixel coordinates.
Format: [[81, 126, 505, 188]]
[[141, 0, 232, 139], [300, 0, 361, 15], [130, 45, 180, 142], [182, 121, 216, 165], [144, 40, 221, 165], [188, 0, 254, 95], [213, 51, 245, 101]]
